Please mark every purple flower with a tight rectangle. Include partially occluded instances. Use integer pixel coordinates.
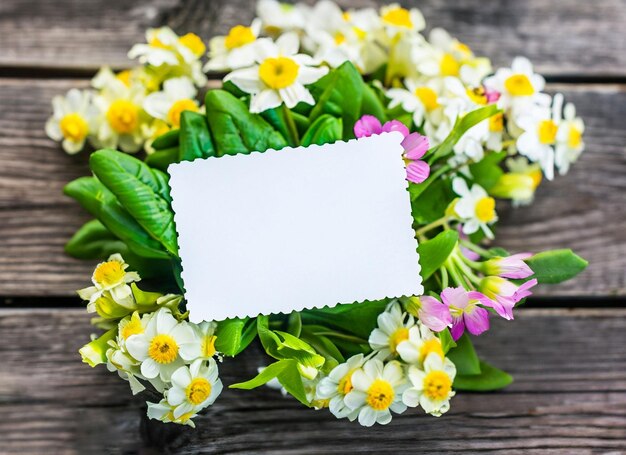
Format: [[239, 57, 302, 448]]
[[382, 119, 410, 137], [416, 296, 452, 332], [483, 253, 534, 279], [354, 115, 383, 138], [440, 287, 491, 341], [479, 277, 538, 320]]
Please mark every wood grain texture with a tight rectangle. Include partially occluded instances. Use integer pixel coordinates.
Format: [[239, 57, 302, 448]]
[[1, 0, 626, 77], [1, 308, 625, 453], [0, 79, 624, 297]]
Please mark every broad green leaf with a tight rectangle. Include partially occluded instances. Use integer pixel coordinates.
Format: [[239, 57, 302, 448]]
[[438, 328, 456, 354], [360, 83, 387, 121], [287, 311, 302, 337], [65, 219, 127, 260], [230, 359, 292, 389], [454, 360, 513, 391], [417, 230, 459, 280], [204, 89, 288, 156], [308, 62, 364, 138], [90, 149, 178, 257], [301, 114, 342, 146], [215, 317, 250, 356], [525, 249, 588, 284], [131, 283, 162, 306], [301, 300, 389, 339], [179, 110, 215, 161], [411, 177, 455, 223], [64, 177, 169, 259], [468, 151, 506, 190], [145, 147, 180, 171], [151, 129, 179, 150], [447, 334, 481, 375], [277, 360, 310, 406], [488, 247, 510, 257]]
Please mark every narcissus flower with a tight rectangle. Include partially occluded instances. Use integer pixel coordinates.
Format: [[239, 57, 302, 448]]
[[396, 324, 445, 367], [368, 302, 415, 359], [440, 287, 491, 340], [379, 4, 425, 37], [147, 399, 199, 428], [256, 0, 309, 35], [128, 27, 204, 66], [166, 359, 223, 418], [185, 321, 219, 360], [555, 101, 585, 175], [45, 89, 99, 154], [143, 76, 200, 128], [205, 20, 262, 71], [77, 254, 140, 310], [452, 178, 498, 239], [315, 353, 365, 420], [344, 358, 408, 426], [402, 352, 456, 416], [224, 33, 328, 113], [484, 56, 549, 110]]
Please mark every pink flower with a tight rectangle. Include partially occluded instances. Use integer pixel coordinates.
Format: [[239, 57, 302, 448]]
[[483, 253, 534, 279], [382, 119, 409, 137], [440, 287, 491, 341], [354, 115, 383, 138], [479, 277, 538, 320], [416, 296, 452, 332]]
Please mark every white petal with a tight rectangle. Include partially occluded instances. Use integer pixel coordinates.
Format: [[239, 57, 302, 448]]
[[249, 89, 282, 113], [278, 83, 314, 108], [140, 358, 160, 379], [126, 335, 149, 361], [143, 93, 172, 120], [297, 65, 328, 85], [402, 388, 420, 407], [276, 32, 300, 56], [358, 407, 378, 427], [344, 390, 366, 410], [167, 386, 186, 406], [224, 66, 264, 94]]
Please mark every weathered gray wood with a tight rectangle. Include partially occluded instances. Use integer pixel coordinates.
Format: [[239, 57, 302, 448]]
[[1, 308, 625, 453], [0, 79, 624, 297], [1, 0, 626, 78]]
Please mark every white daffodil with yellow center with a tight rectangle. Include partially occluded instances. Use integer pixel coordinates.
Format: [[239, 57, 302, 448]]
[[396, 324, 445, 368], [128, 27, 205, 66], [484, 56, 550, 110], [368, 302, 416, 359], [183, 321, 219, 360], [77, 253, 140, 311], [45, 88, 99, 154], [452, 178, 498, 239], [402, 352, 456, 416], [147, 399, 199, 428], [126, 308, 197, 381], [143, 76, 200, 128], [256, 0, 309, 36], [315, 353, 364, 420], [166, 359, 223, 419], [379, 4, 425, 39], [205, 19, 262, 71], [555, 101, 585, 175], [224, 33, 328, 113], [344, 358, 408, 426], [386, 78, 445, 129]]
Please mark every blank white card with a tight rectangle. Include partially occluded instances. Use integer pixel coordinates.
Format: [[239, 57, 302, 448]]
[[168, 132, 422, 323]]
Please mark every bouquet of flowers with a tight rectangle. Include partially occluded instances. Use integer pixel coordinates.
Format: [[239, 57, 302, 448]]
[[48, 0, 588, 428]]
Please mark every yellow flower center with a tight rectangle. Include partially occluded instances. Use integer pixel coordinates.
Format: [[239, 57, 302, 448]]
[[334, 32, 346, 45], [454, 42, 472, 57], [149, 36, 171, 50], [489, 113, 504, 132], [529, 169, 542, 189], [225, 25, 256, 50], [381, 7, 412, 28], [475, 196, 496, 222], [148, 334, 179, 364], [106, 100, 139, 134], [116, 70, 132, 87], [337, 371, 354, 395], [167, 99, 199, 128], [179, 33, 206, 56], [342, 11, 351, 21], [419, 339, 444, 364], [440, 53, 460, 76], [467, 87, 487, 105], [185, 377, 212, 405], [538, 119, 558, 145], [504, 74, 534, 96], [352, 26, 367, 41], [414, 87, 439, 111], [201, 335, 217, 358], [568, 127, 582, 148], [389, 327, 410, 355], [259, 56, 299, 89], [59, 113, 89, 142], [423, 370, 452, 401], [93, 260, 125, 287], [121, 315, 144, 340], [366, 379, 395, 411]]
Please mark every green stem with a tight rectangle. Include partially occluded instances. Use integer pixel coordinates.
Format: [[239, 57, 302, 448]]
[[415, 216, 452, 237], [445, 259, 470, 290], [311, 331, 367, 344], [451, 254, 482, 287], [282, 104, 299, 147], [460, 239, 494, 258], [440, 266, 449, 288]]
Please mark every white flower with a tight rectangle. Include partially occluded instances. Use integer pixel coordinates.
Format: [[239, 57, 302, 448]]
[[452, 178, 498, 239], [555, 101, 585, 175], [128, 27, 205, 66], [344, 358, 407, 426], [379, 4, 425, 39], [386, 78, 445, 129], [45, 89, 98, 154], [315, 354, 364, 420], [396, 324, 445, 367], [166, 359, 223, 418], [77, 254, 140, 311], [143, 76, 200, 128], [402, 353, 456, 416], [256, 0, 309, 35], [147, 399, 199, 427], [224, 33, 328, 113], [484, 57, 549, 111], [368, 302, 416, 359], [126, 308, 197, 381], [205, 19, 262, 72], [184, 321, 219, 360]]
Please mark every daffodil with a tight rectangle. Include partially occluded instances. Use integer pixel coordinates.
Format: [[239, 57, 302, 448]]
[[45, 89, 99, 154], [452, 177, 498, 238], [147, 399, 199, 427], [368, 302, 416, 359], [378, 4, 425, 39], [555, 101, 585, 175], [126, 308, 197, 381], [484, 57, 549, 111], [256, 0, 309, 36], [128, 27, 205, 66], [386, 78, 445, 129], [184, 321, 219, 360], [402, 352, 456, 416], [205, 19, 262, 72], [396, 323, 446, 367], [77, 254, 140, 311], [166, 359, 223, 418], [315, 354, 364, 420], [143, 76, 200, 128], [344, 358, 408, 426]]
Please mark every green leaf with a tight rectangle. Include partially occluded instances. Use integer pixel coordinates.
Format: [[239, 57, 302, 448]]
[[89, 149, 178, 257], [301, 300, 388, 339], [230, 359, 292, 390], [145, 147, 180, 171], [468, 151, 506, 190], [215, 317, 251, 356], [301, 114, 342, 146], [131, 283, 162, 306], [65, 219, 127, 259], [79, 328, 116, 367], [429, 104, 501, 163], [360, 83, 387, 121], [287, 312, 302, 337], [151, 129, 179, 151], [447, 334, 481, 375], [204, 89, 288, 156], [179, 110, 215, 161], [454, 360, 513, 391], [417, 230, 459, 280], [64, 177, 169, 259], [277, 360, 310, 406], [438, 328, 456, 354], [308, 62, 364, 138], [525, 249, 588, 284], [411, 177, 455, 224]]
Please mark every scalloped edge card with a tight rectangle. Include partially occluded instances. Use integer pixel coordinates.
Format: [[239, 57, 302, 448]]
[[168, 132, 422, 323]]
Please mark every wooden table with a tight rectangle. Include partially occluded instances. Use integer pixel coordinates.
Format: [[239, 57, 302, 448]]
[[1, 0, 625, 453]]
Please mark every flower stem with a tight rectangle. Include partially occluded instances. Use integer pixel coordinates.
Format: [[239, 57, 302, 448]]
[[282, 104, 299, 147], [460, 239, 494, 258], [415, 216, 452, 237]]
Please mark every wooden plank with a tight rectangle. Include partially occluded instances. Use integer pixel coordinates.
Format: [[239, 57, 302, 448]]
[[1, 0, 626, 77], [1, 79, 624, 297], [1, 309, 625, 453]]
